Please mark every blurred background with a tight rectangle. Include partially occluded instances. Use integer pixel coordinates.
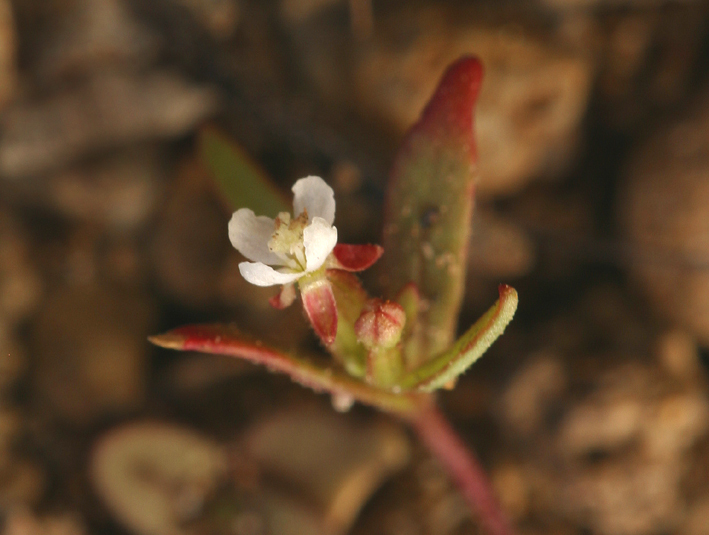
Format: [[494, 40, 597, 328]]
[[1, 0, 709, 534]]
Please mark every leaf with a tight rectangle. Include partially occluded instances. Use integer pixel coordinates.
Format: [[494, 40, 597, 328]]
[[149, 324, 423, 415], [199, 127, 289, 217], [397, 285, 518, 392], [381, 57, 484, 369]]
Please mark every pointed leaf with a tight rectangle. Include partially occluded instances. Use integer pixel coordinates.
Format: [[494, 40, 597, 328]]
[[149, 324, 422, 415], [381, 57, 483, 368], [199, 127, 289, 217], [327, 244, 384, 272], [397, 285, 518, 392]]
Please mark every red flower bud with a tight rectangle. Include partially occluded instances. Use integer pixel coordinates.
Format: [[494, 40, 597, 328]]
[[355, 299, 406, 350]]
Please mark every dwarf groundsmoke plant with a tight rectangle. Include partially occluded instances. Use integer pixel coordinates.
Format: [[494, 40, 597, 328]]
[[151, 56, 519, 535]]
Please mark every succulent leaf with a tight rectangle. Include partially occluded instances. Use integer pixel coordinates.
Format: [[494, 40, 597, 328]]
[[199, 127, 289, 216], [397, 285, 518, 392], [382, 56, 483, 368], [149, 324, 422, 415]]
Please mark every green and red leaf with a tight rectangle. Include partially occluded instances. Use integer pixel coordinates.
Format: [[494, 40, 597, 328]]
[[149, 324, 423, 415], [397, 285, 518, 392], [382, 56, 484, 369]]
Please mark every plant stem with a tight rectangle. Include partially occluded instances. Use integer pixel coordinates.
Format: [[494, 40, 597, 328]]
[[409, 404, 516, 535], [150, 324, 516, 535]]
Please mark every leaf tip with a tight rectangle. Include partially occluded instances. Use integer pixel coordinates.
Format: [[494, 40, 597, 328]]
[[497, 284, 519, 320], [148, 331, 186, 350], [417, 55, 484, 140], [498, 283, 517, 300]]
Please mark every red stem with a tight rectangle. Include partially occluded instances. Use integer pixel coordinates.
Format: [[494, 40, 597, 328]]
[[410, 405, 516, 535]]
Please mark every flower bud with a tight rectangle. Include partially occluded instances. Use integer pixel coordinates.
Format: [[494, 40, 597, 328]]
[[300, 278, 338, 346], [355, 299, 406, 350]]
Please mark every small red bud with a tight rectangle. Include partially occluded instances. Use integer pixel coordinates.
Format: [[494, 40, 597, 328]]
[[355, 299, 406, 350]]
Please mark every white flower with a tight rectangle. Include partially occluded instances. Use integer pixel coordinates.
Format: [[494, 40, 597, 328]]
[[228, 176, 338, 287]]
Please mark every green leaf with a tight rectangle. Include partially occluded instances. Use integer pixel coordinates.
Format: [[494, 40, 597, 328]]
[[199, 127, 289, 216], [381, 57, 484, 368], [149, 323, 424, 416], [397, 285, 518, 392]]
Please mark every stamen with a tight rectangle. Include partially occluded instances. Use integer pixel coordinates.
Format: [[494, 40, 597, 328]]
[[268, 210, 309, 271]]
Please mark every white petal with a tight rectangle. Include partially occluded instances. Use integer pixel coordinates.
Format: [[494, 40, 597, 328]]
[[228, 209, 285, 265], [292, 176, 335, 225], [303, 217, 338, 272], [238, 262, 302, 287]]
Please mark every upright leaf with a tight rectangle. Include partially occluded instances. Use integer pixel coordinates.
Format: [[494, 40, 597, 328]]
[[199, 127, 289, 216], [382, 57, 484, 368], [398, 285, 518, 392]]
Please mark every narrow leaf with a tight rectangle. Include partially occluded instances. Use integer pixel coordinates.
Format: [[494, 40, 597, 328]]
[[381, 56, 484, 369], [199, 127, 289, 216], [397, 285, 518, 392], [149, 325, 422, 415]]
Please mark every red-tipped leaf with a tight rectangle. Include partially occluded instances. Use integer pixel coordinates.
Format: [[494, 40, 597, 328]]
[[149, 324, 423, 415], [382, 56, 484, 368]]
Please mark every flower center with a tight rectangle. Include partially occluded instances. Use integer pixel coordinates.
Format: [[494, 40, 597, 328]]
[[268, 210, 309, 270]]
